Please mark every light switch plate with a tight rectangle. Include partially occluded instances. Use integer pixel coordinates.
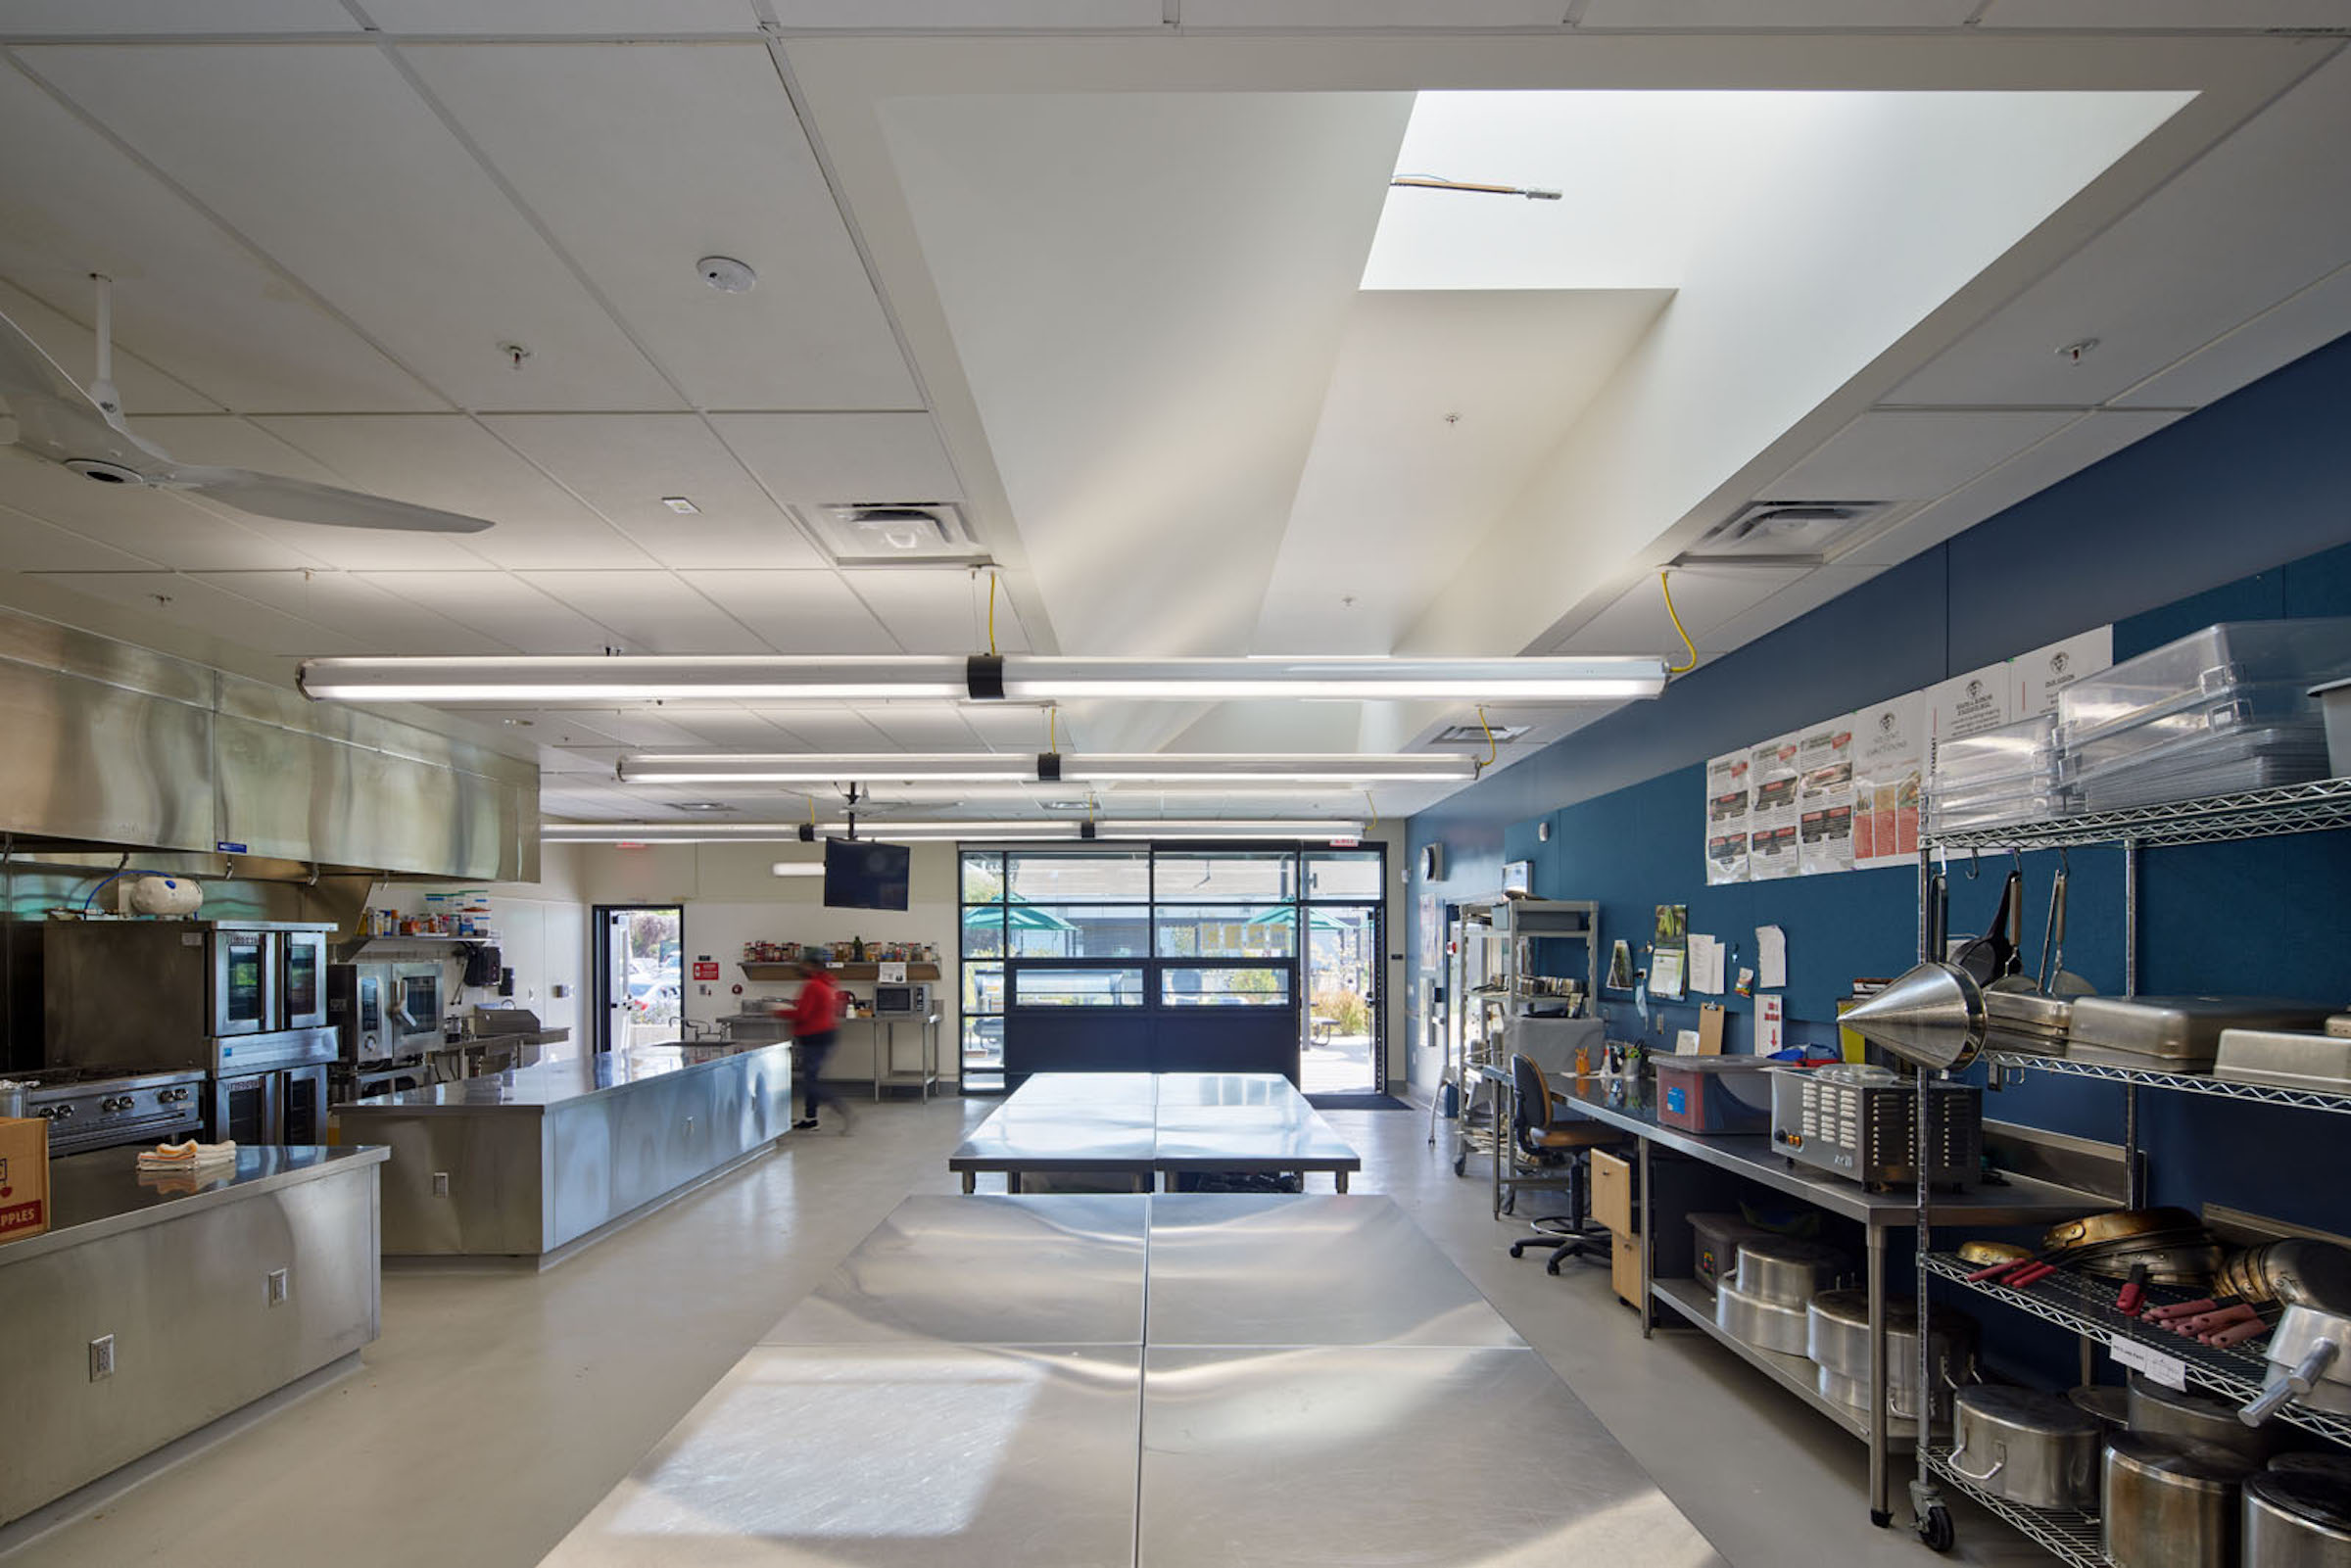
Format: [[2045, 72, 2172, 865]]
[[89, 1335, 115, 1381], [265, 1267, 289, 1307], [432, 1171, 451, 1197]]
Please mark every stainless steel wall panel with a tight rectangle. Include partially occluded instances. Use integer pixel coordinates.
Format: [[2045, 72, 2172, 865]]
[[0, 660, 215, 851], [0, 611, 215, 708]]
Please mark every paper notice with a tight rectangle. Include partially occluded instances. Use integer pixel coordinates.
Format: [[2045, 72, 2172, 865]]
[[1650, 946, 1686, 1000], [1797, 718, 1856, 877], [1756, 925, 1787, 990], [1705, 751, 1751, 885], [1850, 692, 1927, 871], [1746, 733, 1803, 880], [1689, 934, 1725, 995], [1759, 994, 1786, 1055], [1930, 664, 2014, 745], [2014, 626, 2114, 718], [878, 962, 907, 984]]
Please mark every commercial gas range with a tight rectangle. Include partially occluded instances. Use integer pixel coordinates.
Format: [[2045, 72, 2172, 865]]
[[23, 1067, 208, 1156]]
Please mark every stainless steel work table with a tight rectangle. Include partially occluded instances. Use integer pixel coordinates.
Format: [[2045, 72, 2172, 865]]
[[1548, 1069, 2104, 1530], [947, 1071, 1362, 1193], [334, 1040, 792, 1261], [0, 1144, 387, 1528], [541, 1193, 1724, 1567]]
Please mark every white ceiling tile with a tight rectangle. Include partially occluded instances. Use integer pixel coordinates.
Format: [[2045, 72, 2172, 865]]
[[674, 568, 901, 653], [356, 570, 623, 652], [359, 0, 763, 32], [252, 415, 651, 570], [516, 569, 768, 653], [2115, 264, 2351, 410], [1578, 0, 1976, 23], [0, 445, 329, 569], [860, 702, 984, 749], [0, 1, 357, 34], [31, 569, 370, 654], [544, 710, 711, 747], [1767, 409, 2084, 501], [743, 706, 893, 749], [189, 569, 510, 654], [654, 710, 793, 746], [478, 414, 823, 570], [1550, 565, 1808, 657], [1839, 407, 2184, 567], [766, 1, 1161, 24], [0, 70, 443, 414], [1182, 0, 1568, 23], [0, 499, 162, 570], [405, 44, 920, 412], [839, 567, 1025, 654], [1886, 48, 2351, 408], [0, 280, 216, 415], [466, 711, 631, 747], [1703, 563, 1890, 652], [1979, 0, 2351, 25], [708, 413, 963, 506], [18, 45, 678, 411], [958, 702, 1060, 749]]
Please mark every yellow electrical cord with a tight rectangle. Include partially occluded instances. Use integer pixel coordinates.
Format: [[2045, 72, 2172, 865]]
[[986, 570, 999, 657], [1659, 570, 1699, 675], [1475, 704, 1497, 773], [1048, 706, 1058, 754], [1366, 789, 1379, 832]]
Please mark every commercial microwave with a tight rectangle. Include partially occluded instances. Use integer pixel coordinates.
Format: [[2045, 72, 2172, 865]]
[[872, 981, 933, 1019]]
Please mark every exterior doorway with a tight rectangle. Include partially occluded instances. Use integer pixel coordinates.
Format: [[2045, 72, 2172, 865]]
[[1302, 902, 1382, 1095], [595, 905, 683, 1053]]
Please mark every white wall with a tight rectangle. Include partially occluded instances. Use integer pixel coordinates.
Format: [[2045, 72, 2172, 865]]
[[365, 841, 588, 1038], [570, 839, 961, 1085]]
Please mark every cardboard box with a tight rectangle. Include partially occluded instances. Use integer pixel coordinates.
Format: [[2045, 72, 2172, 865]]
[[1592, 1148, 1636, 1235], [1609, 1226, 1641, 1307], [0, 1117, 51, 1243]]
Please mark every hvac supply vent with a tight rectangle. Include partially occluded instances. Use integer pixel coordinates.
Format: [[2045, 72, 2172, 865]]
[[1675, 500, 1893, 568], [1433, 723, 1531, 746], [807, 501, 990, 567]]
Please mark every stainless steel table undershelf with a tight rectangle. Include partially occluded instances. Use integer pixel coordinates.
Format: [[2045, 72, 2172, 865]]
[[543, 1193, 1725, 1567], [947, 1071, 1363, 1194], [1553, 1071, 2102, 1529]]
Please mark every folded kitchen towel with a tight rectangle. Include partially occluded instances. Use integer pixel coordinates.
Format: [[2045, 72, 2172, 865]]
[[136, 1139, 239, 1169]]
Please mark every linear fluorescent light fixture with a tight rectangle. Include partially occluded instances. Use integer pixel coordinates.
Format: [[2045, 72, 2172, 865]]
[[297, 654, 1667, 705], [544, 818, 1364, 844], [616, 752, 1476, 785]]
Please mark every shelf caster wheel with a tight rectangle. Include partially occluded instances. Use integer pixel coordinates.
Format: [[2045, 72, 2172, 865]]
[[1510, 1241, 1529, 1258], [1870, 1508, 1893, 1529], [1502, 1194, 1516, 1216], [1917, 1504, 1954, 1553], [1453, 1155, 1466, 1176]]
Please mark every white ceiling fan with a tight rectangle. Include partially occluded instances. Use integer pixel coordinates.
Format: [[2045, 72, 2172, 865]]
[[0, 277, 493, 534]]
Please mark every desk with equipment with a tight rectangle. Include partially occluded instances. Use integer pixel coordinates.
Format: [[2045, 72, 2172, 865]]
[[949, 1071, 1361, 1194]]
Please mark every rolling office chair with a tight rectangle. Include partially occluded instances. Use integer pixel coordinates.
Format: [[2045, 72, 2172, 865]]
[[1504, 1052, 1631, 1275]]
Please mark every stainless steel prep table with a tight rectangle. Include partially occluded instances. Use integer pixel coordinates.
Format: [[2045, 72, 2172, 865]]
[[946, 1071, 1361, 1193], [1547, 1069, 2104, 1528], [541, 1193, 1724, 1567], [0, 1144, 387, 1529], [334, 1040, 792, 1261]]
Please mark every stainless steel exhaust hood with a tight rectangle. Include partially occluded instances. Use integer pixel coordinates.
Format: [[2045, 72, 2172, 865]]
[[0, 608, 536, 881]]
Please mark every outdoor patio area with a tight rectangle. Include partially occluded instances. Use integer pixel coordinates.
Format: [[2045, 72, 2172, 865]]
[[1298, 1031, 1377, 1095]]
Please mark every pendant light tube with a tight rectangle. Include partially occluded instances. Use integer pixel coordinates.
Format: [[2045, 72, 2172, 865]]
[[542, 818, 1365, 843], [300, 653, 1666, 705], [616, 752, 1476, 785]]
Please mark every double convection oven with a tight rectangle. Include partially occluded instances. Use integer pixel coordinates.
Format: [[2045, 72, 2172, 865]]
[[327, 959, 446, 1099], [44, 920, 339, 1144]]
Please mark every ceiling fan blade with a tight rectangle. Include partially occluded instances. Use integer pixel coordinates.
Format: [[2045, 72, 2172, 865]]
[[168, 466, 495, 534], [0, 307, 102, 409]]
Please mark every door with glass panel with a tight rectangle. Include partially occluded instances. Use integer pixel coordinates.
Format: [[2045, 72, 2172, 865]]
[[1303, 850, 1386, 1094]]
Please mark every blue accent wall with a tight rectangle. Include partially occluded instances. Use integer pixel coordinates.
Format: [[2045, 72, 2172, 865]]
[[1410, 328, 2351, 1236]]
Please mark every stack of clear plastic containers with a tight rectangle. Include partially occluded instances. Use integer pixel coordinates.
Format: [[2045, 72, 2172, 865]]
[[2056, 619, 2351, 813], [1928, 713, 2066, 832]]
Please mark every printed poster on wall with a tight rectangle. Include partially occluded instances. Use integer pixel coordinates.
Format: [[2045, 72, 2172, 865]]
[[1704, 750, 1751, 885], [1929, 663, 2015, 747], [1796, 718, 1856, 877], [1746, 732, 1803, 880], [1851, 692, 1927, 872], [2013, 626, 2113, 719]]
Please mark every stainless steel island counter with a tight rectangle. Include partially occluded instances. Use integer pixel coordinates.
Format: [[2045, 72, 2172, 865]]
[[0, 1144, 388, 1529], [334, 1041, 792, 1261]]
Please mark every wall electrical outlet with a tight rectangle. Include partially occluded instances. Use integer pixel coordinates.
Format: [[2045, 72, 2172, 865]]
[[266, 1267, 289, 1307], [89, 1334, 115, 1381]]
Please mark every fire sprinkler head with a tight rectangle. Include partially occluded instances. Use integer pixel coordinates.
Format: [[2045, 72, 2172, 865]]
[[696, 256, 757, 293]]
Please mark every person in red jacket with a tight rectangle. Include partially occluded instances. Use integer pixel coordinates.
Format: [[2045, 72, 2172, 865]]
[[786, 958, 851, 1132]]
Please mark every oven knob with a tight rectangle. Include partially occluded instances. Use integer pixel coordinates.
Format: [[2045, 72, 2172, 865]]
[[99, 1096, 120, 1112], [46, 1104, 73, 1118]]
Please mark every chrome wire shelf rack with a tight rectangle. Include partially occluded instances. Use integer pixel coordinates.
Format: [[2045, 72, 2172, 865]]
[[1925, 1449, 2106, 1568], [1931, 776, 2351, 854], [1981, 1048, 2351, 1116]]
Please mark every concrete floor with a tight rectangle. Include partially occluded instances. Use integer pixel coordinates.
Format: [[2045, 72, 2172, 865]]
[[6, 1095, 2042, 1567]]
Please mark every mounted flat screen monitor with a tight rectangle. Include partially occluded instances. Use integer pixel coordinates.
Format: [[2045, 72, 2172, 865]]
[[823, 837, 911, 912]]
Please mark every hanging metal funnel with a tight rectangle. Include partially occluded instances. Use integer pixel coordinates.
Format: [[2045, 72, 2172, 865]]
[[1843, 961, 1987, 1071]]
